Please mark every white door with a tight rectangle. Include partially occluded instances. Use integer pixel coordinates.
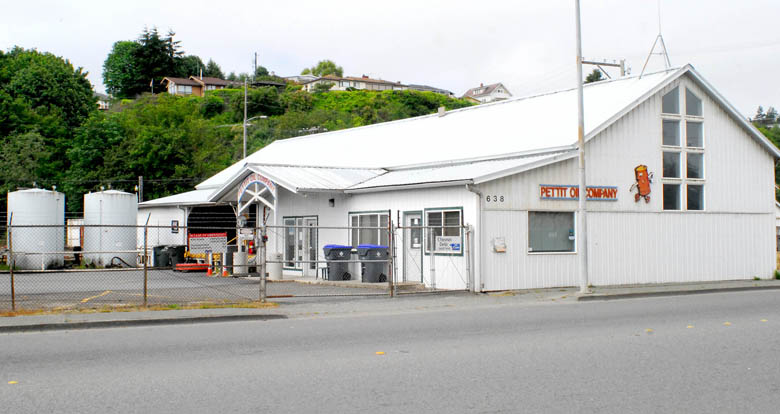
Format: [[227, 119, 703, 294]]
[[403, 213, 423, 283]]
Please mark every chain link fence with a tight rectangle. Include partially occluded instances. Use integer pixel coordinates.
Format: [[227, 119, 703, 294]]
[[1, 218, 472, 311]]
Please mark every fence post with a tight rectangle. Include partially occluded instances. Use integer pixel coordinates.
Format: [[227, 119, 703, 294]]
[[465, 225, 472, 292], [8, 213, 15, 311], [143, 213, 150, 307], [387, 211, 394, 298], [260, 225, 267, 303], [429, 227, 436, 290]]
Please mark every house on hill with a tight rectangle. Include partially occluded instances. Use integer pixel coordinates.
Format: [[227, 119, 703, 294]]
[[162, 76, 241, 97], [140, 65, 779, 292], [462, 82, 512, 103], [302, 75, 407, 92]]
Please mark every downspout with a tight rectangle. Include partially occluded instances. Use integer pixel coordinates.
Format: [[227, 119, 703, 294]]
[[466, 184, 482, 293]]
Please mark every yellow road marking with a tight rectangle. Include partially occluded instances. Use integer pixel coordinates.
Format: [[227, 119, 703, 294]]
[[687, 325, 694, 329], [8, 381, 17, 385], [375, 351, 385, 355], [761, 319, 768, 322], [723, 322, 732, 326], [81, 290, 112, 303], [645, 328, 653, 333]]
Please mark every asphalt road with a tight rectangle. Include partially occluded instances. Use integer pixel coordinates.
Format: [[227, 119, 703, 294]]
[[2, 290, 780, 413]]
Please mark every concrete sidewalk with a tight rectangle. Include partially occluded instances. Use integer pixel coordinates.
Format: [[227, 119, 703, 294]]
[[2, 279, 780, 333]]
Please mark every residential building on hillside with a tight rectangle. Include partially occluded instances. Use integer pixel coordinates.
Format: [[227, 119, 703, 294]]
[[163, 76, 241, 97], [406, 84, 455, 97], [462, 82, 512, 103], [284, 74, 318, 84], [302, 75, 407, 92], [94, 92, 111, 110]]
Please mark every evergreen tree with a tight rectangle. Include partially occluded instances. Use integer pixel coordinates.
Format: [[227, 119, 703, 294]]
[[204, 59, 224, 79], [585, 69, 603, 83]]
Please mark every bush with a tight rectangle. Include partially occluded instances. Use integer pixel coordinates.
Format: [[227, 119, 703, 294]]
[[199, 95, 224, 118]]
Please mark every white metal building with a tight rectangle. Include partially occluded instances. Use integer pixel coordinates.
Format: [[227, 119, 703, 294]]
[[140, 65, 779, 291]]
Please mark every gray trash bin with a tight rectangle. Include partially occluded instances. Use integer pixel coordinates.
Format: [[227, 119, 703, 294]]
[[357, 244, 389, 283], [153, 245, 170, 268], [168, 245, 186, 267], [323, 244, 352, 281]]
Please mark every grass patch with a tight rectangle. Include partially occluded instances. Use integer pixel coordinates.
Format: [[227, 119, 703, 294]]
[[0, 301, 278, 317]]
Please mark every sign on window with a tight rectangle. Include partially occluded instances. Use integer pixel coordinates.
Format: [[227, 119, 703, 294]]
[[435, 236, 461, 253]]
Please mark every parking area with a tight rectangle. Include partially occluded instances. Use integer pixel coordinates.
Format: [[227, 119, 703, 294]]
[[0, 270, 390, 311]]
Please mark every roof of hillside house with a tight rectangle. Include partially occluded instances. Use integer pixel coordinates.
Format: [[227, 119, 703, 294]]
[[190, 76, 232, 86], [407, 84, 455, 95], [462, 82, 510, 99], [140, 64, 780, 207], [304, 75, 404, 86], [162, 77, 201, 86]]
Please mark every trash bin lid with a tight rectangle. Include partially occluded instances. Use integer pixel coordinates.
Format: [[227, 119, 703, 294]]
[[357, 244, 387, 249], [324, 244, 353, 249]]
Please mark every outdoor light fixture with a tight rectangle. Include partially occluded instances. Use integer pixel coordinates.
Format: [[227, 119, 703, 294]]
[[329, 198, 335, 207]]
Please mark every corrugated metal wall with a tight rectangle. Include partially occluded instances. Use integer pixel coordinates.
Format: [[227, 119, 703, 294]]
[[478, 73, 777, 290]]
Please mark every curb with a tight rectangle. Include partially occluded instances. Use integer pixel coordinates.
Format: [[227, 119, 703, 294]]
[[577, 284, 780, 301], [0, 314, 287, 334]]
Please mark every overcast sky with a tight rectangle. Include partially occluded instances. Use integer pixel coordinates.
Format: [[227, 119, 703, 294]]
[[2, 0, 779, 117]]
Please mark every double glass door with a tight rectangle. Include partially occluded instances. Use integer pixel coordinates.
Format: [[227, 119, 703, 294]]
[[284, 216, 318, 277]]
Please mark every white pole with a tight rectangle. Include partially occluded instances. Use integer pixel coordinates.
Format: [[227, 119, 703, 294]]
[[243, 79, 248, 159], [575, 0, 589, 293]]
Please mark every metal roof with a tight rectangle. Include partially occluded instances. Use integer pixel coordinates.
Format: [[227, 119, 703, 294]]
[[251, 165, 384, 192], [194, 65, 780, 194], [348, 151, 576, 192], [138, 189, 215, 208]]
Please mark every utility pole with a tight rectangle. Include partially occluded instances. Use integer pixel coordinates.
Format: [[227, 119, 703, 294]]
[[254, 52, 257, 81], [138, 176, 143, 203], [243, 79, 248, 159], [575, 0, 589, 293]]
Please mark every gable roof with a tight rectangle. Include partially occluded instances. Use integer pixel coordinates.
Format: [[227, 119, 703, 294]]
[[304, 75, 404, 86], [462, 82, 510, 98], [162, 77, 201, 86], [190, 76, 232, 86], [195, 65, 780, 192]]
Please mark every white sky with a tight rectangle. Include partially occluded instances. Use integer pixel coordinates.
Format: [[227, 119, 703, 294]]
[[2, 0, 779, 117]]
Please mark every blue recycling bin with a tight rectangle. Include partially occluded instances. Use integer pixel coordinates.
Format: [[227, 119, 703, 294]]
[[357, 244, 389, 283], [323, 244, 353, 281]]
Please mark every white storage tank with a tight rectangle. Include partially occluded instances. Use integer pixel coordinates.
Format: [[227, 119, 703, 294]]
[[83, 190, 138, 266], [7, 188, 65, 270]]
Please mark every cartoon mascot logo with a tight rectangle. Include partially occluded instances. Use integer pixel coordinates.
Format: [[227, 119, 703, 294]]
[[630, 164, 653, 203]]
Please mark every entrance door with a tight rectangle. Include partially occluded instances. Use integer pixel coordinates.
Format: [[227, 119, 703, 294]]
[[403, 212, 423, 283], [303, 217, 317, 277]]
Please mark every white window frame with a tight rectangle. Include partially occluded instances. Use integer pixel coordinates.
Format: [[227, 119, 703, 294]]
[[661, 84, 705, 212], [424, 208, 463, 256], [348, 212, 389, 247], [527, 211, 577, 255]]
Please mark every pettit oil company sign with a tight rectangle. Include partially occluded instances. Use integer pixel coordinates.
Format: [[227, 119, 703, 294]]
[[539, 184, 618, 201]]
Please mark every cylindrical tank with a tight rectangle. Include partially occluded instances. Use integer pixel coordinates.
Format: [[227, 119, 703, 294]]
[[83, 190, 138, 266], [7, 189, 65, 270]]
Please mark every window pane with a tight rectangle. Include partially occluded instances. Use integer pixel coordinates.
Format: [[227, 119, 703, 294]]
[[662, 120, 680, 146], [351, 216, 358, 248], [427, 212, 443, 251], [528, 212, 575, 253], [686, 88, 702, 116], [444, 211, 461, 237], [687, 185, 704, 210], [686, 121, 703, 147], [663, 151, 680, 178], [687, 153, 704, 179], [663, 184, 681, 210], [662, 87, 679, 114], [379, 214, 389, 246], [359, 215, 378, 245], [284, 218, 295, 266]]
